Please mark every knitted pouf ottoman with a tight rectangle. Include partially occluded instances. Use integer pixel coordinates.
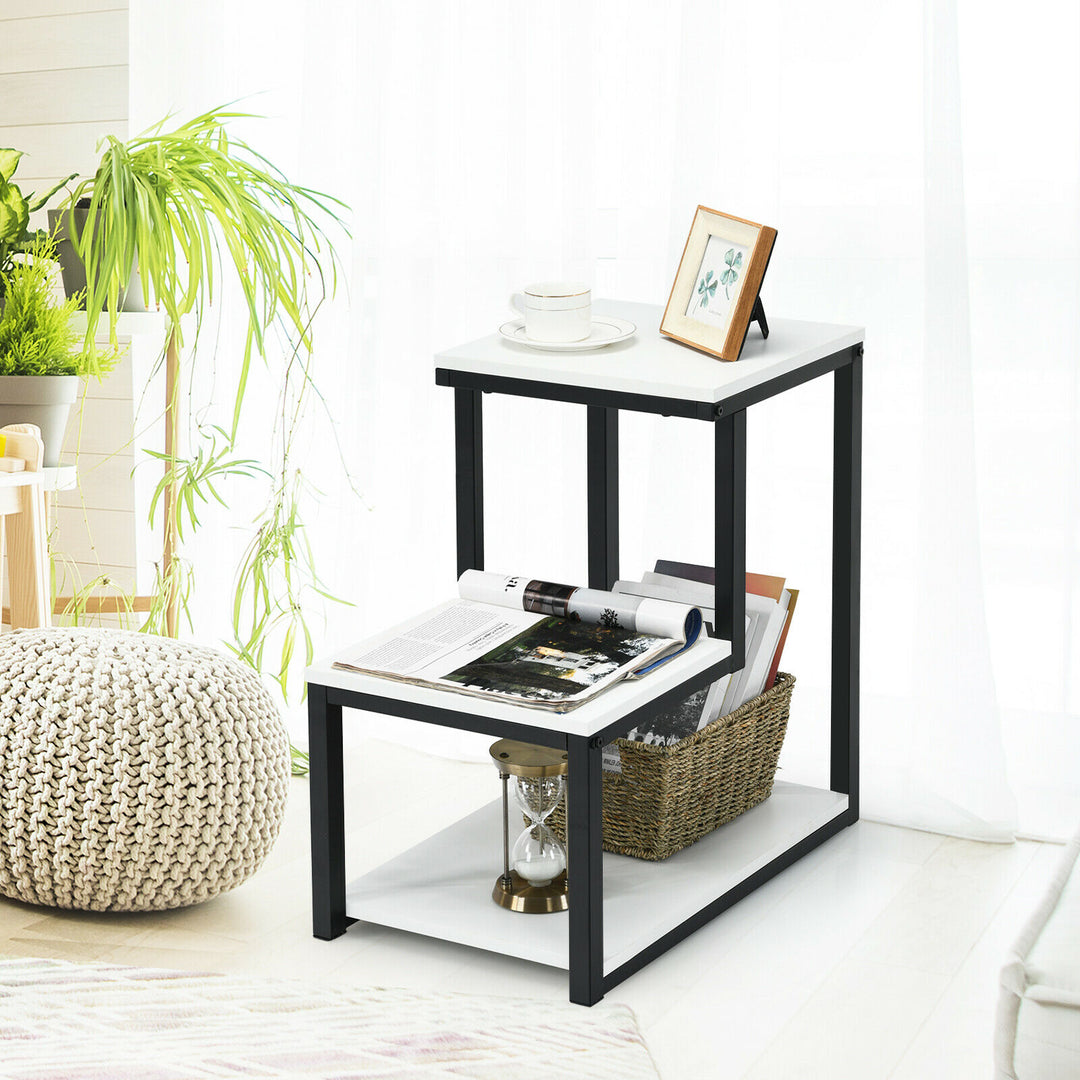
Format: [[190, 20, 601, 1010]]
[[0, 628, 290, 912]]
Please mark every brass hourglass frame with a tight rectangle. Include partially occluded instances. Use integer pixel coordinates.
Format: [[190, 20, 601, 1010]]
[[489, 739, 569, 913]]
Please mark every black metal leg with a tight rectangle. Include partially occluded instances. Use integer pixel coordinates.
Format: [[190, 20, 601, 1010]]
[[714, 410, 747, 667], [309, 684, 347, 939], [586, 406, 619, 590], [455, 387, 484, 576], [831, 350, 862, 815], [567, 734, 604, 1006]]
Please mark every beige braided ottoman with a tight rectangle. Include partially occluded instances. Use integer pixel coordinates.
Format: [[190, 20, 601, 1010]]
[[0, 628, 290, 911]]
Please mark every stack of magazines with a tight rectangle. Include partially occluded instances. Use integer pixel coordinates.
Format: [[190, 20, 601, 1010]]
[[600, 560, 797, 768]]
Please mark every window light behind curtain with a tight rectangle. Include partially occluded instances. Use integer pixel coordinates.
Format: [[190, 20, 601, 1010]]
[[130, 0, 1080, 841]]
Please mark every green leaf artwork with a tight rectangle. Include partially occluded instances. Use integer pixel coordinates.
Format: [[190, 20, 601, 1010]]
[[720, 248, 743, 299], [696, 269, 718, 310]]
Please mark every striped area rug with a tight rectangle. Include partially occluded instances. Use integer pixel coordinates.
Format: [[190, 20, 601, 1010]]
[[0, 958, 660, 1079]]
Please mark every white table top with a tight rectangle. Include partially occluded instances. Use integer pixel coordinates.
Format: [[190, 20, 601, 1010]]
[[307, 627, 731, 739], [436, 300, 863, 407], [0, 472, 39, 488], [0, 466, 77, 490]]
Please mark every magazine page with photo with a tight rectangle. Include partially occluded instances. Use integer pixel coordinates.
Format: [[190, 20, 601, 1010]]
[[441, 615, 664, 706]]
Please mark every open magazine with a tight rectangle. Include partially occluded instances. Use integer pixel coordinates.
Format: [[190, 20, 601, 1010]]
[[331, 570, 703, 712]]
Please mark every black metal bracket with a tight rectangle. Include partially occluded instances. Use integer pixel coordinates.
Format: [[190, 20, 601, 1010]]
[[750, 295, 769, 340]]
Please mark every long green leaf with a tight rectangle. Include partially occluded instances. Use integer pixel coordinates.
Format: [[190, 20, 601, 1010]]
[[27, 172, 77, 213]]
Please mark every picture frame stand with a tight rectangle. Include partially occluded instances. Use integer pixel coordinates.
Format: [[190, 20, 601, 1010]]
[[750, 295, 769, 341]]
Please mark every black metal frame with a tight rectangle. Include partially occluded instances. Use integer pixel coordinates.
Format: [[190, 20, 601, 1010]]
[[308, 341, 862, 1006]]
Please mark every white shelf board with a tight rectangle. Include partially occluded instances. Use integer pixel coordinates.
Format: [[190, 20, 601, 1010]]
[[346, 781, 849, 974], [41, 465, 77, 491], [0, 466, 73, 490], [0, 472, 41, 489], [306, 602, 731, 739], [435, 300, 864, 406]]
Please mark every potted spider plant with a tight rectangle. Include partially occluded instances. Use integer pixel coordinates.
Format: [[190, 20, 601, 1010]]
[[57, 106, 348, 714], [0, 235, 109, 465]]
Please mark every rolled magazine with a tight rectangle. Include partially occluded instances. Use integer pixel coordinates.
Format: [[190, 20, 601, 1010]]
[[458, 571, 701, 662]]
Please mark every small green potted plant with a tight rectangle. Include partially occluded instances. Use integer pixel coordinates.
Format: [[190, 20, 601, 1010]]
[[0, 235, 107, 465], [0, 148, 74, 291]]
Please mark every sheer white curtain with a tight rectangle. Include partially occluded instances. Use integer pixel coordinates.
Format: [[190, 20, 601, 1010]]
[[130, 0, 1080, 840]]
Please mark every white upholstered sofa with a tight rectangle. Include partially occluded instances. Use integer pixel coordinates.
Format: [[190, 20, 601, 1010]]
[[996, 827, 1080, 1077]]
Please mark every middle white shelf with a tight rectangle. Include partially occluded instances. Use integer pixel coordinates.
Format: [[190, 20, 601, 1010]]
[[308, 622, 732, 740]]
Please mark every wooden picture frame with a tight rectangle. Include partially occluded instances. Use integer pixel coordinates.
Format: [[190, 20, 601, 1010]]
[[660, 205, 777, 362]]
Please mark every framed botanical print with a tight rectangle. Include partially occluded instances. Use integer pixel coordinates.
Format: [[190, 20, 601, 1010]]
[[660, 206, 777, 362]]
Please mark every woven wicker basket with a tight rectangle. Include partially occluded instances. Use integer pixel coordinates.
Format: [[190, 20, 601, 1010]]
[[550, 672, 794, 861]]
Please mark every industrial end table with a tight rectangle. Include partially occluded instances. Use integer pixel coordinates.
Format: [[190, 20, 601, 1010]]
[[306, 299, 863, 1006]]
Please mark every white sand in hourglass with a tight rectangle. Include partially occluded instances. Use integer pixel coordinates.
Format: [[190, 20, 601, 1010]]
[[513, 843, 566, 887]]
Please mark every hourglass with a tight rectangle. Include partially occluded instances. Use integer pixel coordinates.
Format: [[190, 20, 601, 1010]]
[[489, 739, 569, 913]]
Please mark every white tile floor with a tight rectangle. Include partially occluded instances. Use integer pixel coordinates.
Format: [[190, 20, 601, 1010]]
[[0, 737, 1062, 1079]]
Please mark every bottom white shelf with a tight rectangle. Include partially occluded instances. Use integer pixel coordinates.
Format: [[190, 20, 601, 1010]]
[[345, 781, 849, 975]]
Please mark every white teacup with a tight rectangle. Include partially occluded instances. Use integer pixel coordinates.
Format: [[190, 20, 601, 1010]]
[[510, 282, 591, 342]]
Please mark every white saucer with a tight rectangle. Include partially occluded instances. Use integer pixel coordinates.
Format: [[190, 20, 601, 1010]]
[[498, 316, 636, 352]]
